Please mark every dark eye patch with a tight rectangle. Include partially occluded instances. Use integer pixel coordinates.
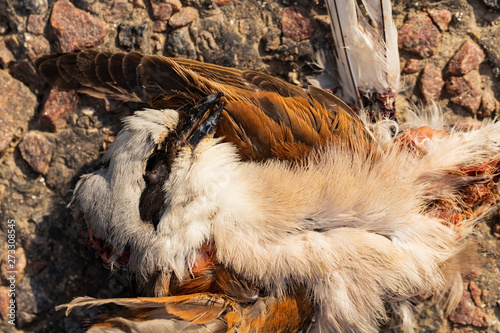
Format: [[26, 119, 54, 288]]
[[139, 148, 170, 229], [144, 164, 167, 184], [144, 149, 170, 185], [139, 110, 192, 229]]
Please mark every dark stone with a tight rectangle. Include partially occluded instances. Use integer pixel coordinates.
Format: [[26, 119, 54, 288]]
[[10, 59, 38, 86], [118, 22, 150, 52], [165, 26, 197, 59]]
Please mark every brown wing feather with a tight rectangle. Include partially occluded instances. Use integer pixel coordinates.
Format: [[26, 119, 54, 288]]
[[36, 51, 379, 161]]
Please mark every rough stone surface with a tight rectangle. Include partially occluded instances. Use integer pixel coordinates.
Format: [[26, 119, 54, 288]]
[[37, 88, 79, 132], [117, 23, 150, 52], [451, 89, 483, 113], [109, 0, 131, 21], [427, 9, 452, 31], [403, 58, 425, 74], [446, 76, 470, 96], [449, 289, 490, 327], [18, 132, 54, 174], [418, 64, 444, 104], [264, 28, 282, 51], [398, 13, 441, 58], [447, 40, 485, 76], [0, 70, 37, 154], [150, 0, 172, 21], [463, 70, 481, 90], [479, 89, 500, 118], [478, 25, 500, 70], [26, 14, 45, 35], [445, 71, 481, 96], [169, 7, 198, 28], [50, 0, 109, 52], [469, 281, 483, 307], [29, 36, 50, 56], [281, 6, 316, 42], [165, 26, 197, 59]]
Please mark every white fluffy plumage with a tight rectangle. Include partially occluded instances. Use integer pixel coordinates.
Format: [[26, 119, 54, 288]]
[[69, 105, 500, 332]]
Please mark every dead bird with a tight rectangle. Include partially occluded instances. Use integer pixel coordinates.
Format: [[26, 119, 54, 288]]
[[35, 49, 500, 332]]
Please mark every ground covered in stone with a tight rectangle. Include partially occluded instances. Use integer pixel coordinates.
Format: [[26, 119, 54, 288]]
[[0, 0, 499, 332]]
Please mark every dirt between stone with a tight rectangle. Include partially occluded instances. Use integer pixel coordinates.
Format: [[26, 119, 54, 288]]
[[0, 0, 499, 332]]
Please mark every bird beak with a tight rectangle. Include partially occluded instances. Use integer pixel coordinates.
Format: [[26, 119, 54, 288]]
[[177, 93, 225, 150]]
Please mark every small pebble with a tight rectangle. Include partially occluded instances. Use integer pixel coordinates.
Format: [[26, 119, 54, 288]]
[[447, 40, 485, 76], [18, 132, 54, 174], [398, 13, 441, 58], [451, 89, 483, 113], [427, 9, 452, 31], [281, 6, 316, 42], [419, 64, 444, 104], [169, 7, 198, 28], [403, 59, 425, 74]]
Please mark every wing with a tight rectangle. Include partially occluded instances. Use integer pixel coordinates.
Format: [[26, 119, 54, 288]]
[[36, 51, 379, 161], [58, 267, 313, 333]]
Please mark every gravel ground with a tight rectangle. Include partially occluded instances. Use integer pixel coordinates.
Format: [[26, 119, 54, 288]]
[[0, 0, 499, 332]]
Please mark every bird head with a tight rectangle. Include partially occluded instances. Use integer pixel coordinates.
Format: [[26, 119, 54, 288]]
[[70, 93, 235, 286]]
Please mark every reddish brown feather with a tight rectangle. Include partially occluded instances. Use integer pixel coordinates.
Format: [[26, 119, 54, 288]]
[[36, 51, 379, 162]]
